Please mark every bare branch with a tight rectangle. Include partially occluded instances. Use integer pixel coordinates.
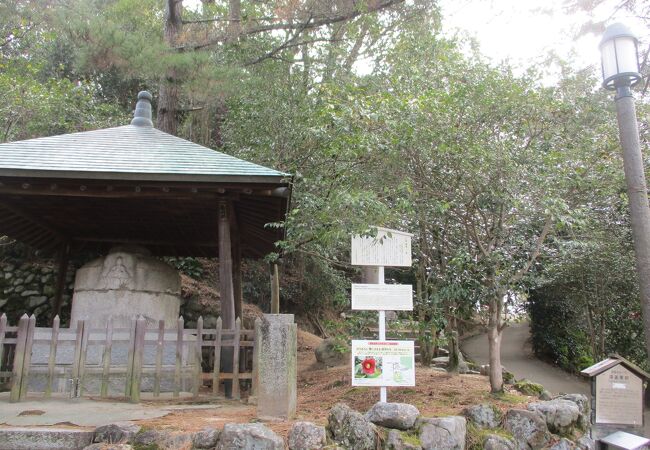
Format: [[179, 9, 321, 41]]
[[175, 0, 404, 52], [511, 215, 553, 283]]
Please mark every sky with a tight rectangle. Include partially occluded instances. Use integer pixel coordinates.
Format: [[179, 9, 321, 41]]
[[439, 0, 647, 80]]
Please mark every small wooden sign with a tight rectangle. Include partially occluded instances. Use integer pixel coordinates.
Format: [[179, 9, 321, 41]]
[[351, 284, 413, 311], [595, 365, 643, 425], [351, 227, 413, 267], [581, 355, 649, 427]]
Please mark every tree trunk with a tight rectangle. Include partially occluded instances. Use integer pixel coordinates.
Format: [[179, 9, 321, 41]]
[[487, 295, 504, 393], [448, 329, 460, 375], [227, 0, 241, 41], [157, 0, 183, 134]]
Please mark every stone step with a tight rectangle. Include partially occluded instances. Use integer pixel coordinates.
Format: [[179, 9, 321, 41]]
[[0, 427, 94, 450]]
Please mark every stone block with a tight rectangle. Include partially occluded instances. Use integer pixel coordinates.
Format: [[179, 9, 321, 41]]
[[0, 427, 94, 450], [255, 313, 297, 420], [93, 422, 141, 444]]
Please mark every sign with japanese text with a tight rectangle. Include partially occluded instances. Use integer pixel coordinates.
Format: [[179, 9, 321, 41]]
[[351, 284, 413, 311], [351, 340, 415, 387], [595, 365, 643, 425], [351, 228, 413, 267]]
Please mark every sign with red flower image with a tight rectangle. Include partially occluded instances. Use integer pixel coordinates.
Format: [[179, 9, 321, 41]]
[[352, 340, 415, 387]]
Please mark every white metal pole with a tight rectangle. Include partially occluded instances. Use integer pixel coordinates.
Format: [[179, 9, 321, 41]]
[[378, 266, 387, 403]]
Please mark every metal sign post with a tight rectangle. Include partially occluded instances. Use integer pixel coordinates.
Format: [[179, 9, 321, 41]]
[[377, 266, 386, 403], [351, 228, 413, 403]]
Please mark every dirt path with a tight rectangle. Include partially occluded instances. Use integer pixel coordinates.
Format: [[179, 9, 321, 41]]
[[461, 321, 589, 395]]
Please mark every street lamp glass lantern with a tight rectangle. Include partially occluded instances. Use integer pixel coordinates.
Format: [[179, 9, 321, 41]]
[[599, 23, 642, 90]]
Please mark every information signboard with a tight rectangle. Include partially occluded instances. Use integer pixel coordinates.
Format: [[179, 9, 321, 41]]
[[351, 284, 413, 311], [351, 340, 415, 387], [595, 365, 643, 425], [351, 227, 413, 267]]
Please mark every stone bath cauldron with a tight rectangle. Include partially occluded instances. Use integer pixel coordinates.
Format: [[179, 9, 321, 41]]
[[70, 246, 181, 329], [29, 246, 192, 395]]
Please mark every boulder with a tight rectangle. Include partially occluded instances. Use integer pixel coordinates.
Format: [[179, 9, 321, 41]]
[[463, 403, 501, 429], [366, 402, 420, 430], [158, 432, 193, 449], [458, 352, 470, 374], [328, 403, 378, 450], [514, 380, 545, 396], [385, 429, 422, 450], [432, 356, 449, 368], [576, 435, 595, 450], [556, 394, 589, 429], [192, 427, 220, 449], [131, 429, 192, 449], [503, 409, 550, 450], [216, 423, 283, 450], [315, 339, 349, 366], [484, 434, 516, 450], [93, 423, 141, 444], [132, 430, 160, 446], [547, 438, 575, 449], [539, 391, 553, 401], [418, 416, 466, 450], [527, 399, 582, 435], [288, 421, 327, 450]]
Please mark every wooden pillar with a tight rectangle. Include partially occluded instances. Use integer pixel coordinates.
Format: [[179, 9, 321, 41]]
[[52, 242, 71, 324], [270, 264, 280, 314], [228, 203, 243, 320], [218, 200, 235, 397], [218, 201, 235, 329]]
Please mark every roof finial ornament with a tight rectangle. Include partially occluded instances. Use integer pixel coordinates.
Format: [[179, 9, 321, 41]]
[[131, 91, 153, 127]]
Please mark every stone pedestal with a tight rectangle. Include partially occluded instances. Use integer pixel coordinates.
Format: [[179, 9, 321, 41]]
[[254, 314, 297, 420], [69, 246, 181, 329]]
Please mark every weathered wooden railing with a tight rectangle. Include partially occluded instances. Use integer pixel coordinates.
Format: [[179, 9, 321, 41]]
[[0, 313, 256, 403]]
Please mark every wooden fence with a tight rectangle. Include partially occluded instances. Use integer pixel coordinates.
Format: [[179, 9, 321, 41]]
[[0, 313, 257, 403]]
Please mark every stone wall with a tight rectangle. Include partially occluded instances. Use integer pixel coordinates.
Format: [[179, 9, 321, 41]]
[[0, 259, 75, 325]]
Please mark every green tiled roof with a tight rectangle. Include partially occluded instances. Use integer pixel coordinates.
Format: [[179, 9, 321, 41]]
[[0, 124, 287, 183]]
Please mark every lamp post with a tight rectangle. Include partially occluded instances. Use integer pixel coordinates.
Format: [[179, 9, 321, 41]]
[[599, 23, 650, 363]]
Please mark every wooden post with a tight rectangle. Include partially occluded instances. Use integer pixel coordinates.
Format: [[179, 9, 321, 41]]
[[154, 320, 164, 398], [193, 316, 203, 397], [18, 315, 36, 401], [100, 318, 113, 398], [212, 317, 222, 396], [0, 313, 7, 373], [77, 318, 90, 397], [45, 315, 60, 397], [229, 202, 243, 321], [130, 316, 146, 403], [52, 242, 71, 324], [218, 201, 235, 328], [71, 320, 85, 398], [125, 319, 136, 398], [174, 316, 184, 398], [10, 314, 29, 402], [232, 317, 241, 399], [251, 317, 261, 399], [271, 264, 280, 314], [218, 200, 235, 397]]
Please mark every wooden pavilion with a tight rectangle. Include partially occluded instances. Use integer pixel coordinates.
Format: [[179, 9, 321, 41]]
[[0, 91, 291, 328]]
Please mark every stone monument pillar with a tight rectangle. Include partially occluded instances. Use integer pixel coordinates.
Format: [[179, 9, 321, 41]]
[[254, 314, 297, 420], [70, 246, 181, 329]]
